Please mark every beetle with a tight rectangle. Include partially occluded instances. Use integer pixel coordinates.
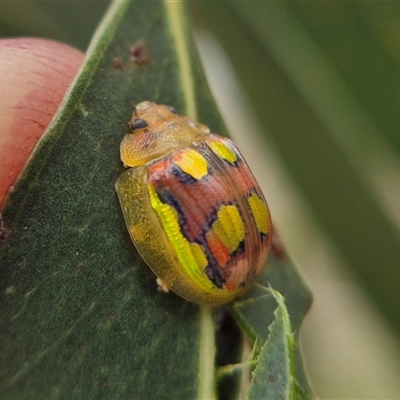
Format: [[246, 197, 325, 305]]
[[116, 101, 272, 305]]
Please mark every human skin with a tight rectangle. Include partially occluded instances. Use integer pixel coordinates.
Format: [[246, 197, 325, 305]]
[[0, 38, 84, 207]]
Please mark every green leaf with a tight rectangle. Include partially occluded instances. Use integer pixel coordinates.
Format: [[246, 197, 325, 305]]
[[245, 290, 312, 400], [230, 249, 313, 400], [0, 1, 312, 399]]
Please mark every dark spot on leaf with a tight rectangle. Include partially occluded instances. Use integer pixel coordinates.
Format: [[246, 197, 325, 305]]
[[130, 41, 151, 66]]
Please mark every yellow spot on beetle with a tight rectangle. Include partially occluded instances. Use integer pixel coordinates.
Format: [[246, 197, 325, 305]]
[[208, 140, 238, 164], [175, 149, 208, 180], [212, 205, 245, 252], [248, 193, 269, 234], [190, 242, 208, 269]]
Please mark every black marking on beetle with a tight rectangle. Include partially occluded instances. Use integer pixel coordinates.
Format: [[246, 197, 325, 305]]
[[248, 187, 264, 198], [234, 239, 246, 255], [260, 231, 269, 241], [204, 263, 225, 289], [170, 161, 213, 185], [132, 118, 148, 130]]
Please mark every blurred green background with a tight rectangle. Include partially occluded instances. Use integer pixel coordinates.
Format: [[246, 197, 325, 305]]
[[2, 1, 400, 398]]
